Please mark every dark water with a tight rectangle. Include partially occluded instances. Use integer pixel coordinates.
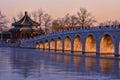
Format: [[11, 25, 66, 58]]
[[0, 47, 120, 80]]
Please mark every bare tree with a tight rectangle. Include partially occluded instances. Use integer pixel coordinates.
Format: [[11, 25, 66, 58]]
[[17, 12, 24, 20], [52, 20, 58, 32], [43, 13, 52, 34], [12, 17, 17, 23], [71, 15, 78, 27], [63, 13, 71, 27], [0, 10, 9, 30], [38, 9, 44, 28], [77, 8, 96, 28], [99, 20, 120, 27], [63, 13, 78, 27], [52, 18, 64, 32], [31, 11, 38, 22], [99, 20, 112, 27], [52, 14, 78, 32], [111, 20, 120, 27], [12, 11, 24, 23], [30, 9, 44, 28]]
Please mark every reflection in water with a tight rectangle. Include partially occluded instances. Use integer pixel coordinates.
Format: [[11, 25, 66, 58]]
[[85, 57, 96, 72], [100, 59, 114, 74], [56, 54, 63, 63], [49, 53, 56, 61], [11, 49, 39, 78], [64, 55, 72, 65], [73, 56, 82, 69], [0, 47, 120, 80]]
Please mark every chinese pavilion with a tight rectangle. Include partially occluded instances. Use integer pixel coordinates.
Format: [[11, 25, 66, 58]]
[[10, 11, 44, 40]]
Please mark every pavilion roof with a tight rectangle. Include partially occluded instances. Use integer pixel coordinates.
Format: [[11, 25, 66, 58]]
[[12, 11, 40, 26]]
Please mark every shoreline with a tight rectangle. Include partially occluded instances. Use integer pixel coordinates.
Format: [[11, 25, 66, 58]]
[[0, 43, 20, 47]]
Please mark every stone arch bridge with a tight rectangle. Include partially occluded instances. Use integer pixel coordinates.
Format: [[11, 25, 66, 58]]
[[21, 27, 120, 56]]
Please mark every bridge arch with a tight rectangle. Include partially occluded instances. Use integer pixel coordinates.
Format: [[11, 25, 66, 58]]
[[50, 39, 55, 50], [56, 37, 62, 51], [74, 35, 82, 52], [100, 34, 115, 54], [85, 35, 96, 53], [35, 42, 39, 49], [44, 40, 49, 50], [39, 41, 44, 50], [64, 36, 72, 52]]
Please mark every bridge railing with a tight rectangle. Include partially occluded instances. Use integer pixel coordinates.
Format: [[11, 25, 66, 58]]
[[21, 25, 120, 41]]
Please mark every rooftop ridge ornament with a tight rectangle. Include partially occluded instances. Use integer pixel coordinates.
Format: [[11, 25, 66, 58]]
[[12, 11, 40, 26], [10, 11, 44, 40], [25, 11, 28, 16]]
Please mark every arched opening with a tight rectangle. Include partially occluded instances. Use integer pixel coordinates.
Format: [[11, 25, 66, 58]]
[[39, 41, 43, 50], [56, 37, 62, 51], [35, 42, 39, 49], [64, 36, 71, 52], [50, 39, 55, 51], [44, 40, 49, 50], [85, 35, 96, 53], [74, 36, 82, 53], [100, 34, 114, 55]]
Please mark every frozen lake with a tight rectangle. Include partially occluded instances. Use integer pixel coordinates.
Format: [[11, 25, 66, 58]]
[[0, 47, 120, 80]]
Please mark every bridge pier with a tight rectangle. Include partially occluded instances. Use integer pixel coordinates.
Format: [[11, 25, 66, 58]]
[[55, 41, 57, 52], [114, 41, 119, 56], [96, 40, 100, 55], [62, 39, 64, 53], [48, 40, 50, 51], [43, 41, 45, 50], [71, 39, 74, 54], [82, 38, 86, 54]]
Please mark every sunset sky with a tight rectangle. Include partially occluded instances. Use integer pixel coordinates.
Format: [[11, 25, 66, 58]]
[[0, 0, 120, 24]]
